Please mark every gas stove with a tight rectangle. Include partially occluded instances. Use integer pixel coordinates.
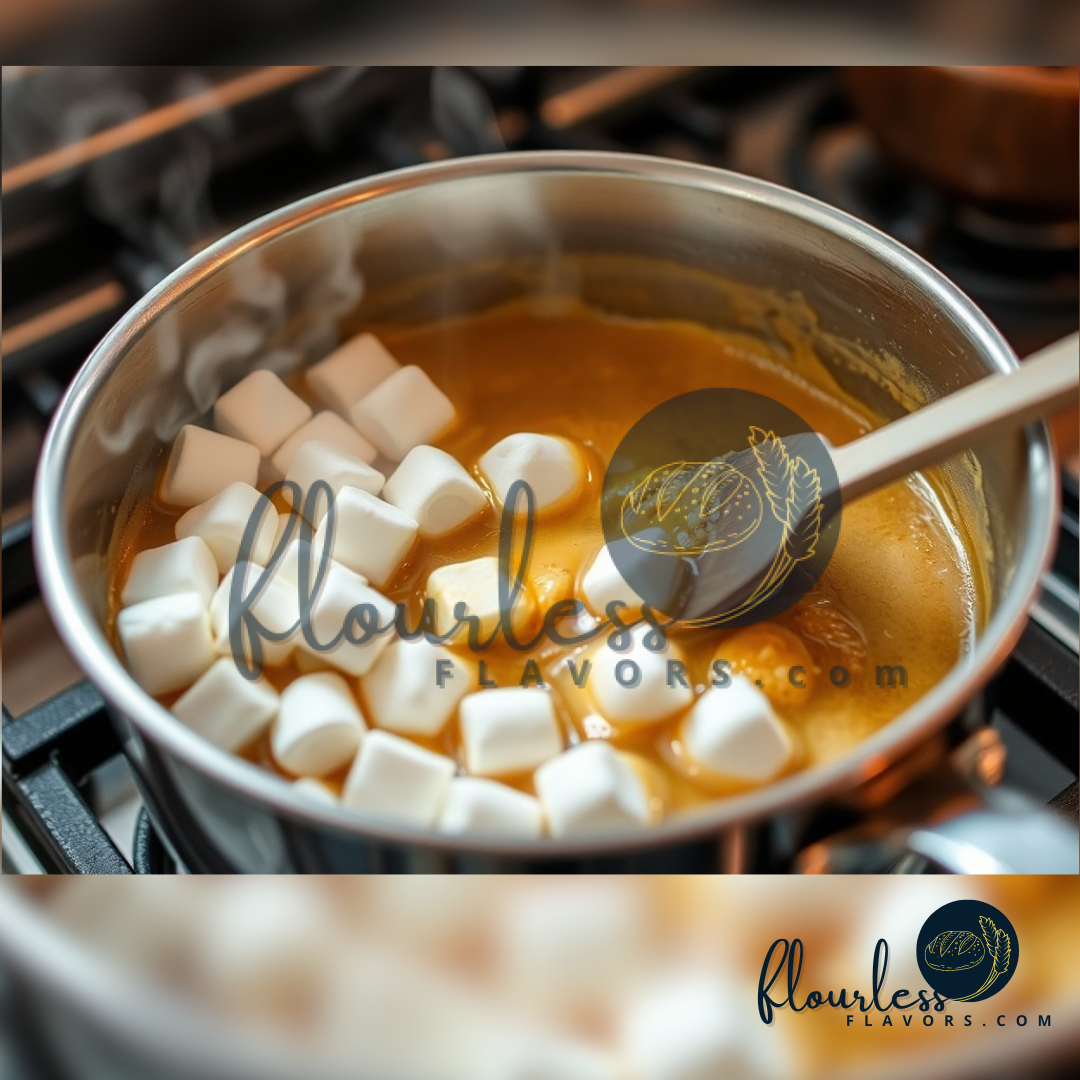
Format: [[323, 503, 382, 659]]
[[3, 66, 1077, 873]]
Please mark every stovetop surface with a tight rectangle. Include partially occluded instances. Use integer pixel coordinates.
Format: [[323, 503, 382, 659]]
[[2, 66, 1077, 874]]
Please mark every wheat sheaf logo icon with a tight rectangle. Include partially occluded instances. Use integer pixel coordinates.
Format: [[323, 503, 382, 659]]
[[924, 917, 1013, 1002], [620, 426, 823, 622]]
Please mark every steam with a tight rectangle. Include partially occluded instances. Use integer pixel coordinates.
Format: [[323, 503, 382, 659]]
[[10, 68, 565, 460], [430, 66, 504, 155], [292, 66, 369, 151]]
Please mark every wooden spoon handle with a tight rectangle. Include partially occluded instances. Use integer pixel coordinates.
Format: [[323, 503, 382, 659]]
[[831, 333, 1079, 502]]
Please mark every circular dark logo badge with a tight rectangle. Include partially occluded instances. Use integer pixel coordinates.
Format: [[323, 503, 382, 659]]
[[601, 389, 840, 627], [916, 900, 1018, 1003]]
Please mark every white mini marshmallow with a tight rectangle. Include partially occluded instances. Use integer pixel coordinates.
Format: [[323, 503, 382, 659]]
[[171, 657, 279, 751], [680, 676, 792, 782], [581, 531, 686, 618], [460, 688, 563, 777], [533, 741, 650, 837], [121, 536, 218, 608], [212, 369, 312, 456], [478, 433, 585, 515], [361, 878, 490, 948], [495, 882, 650, 1019], [437, 777, 544, 839], [382, 445, 487, 537], [362, 636, 472, 737], [209, 562, 299, 668], [175, 482, 278, 573], [270, 409, 378, 476], [117, 591, 216, 697], [272, 672, 366, 777], [426, 556, 538, 643], [291, 777, 339, 804], [342, 729, 456, 827], [315, 487, 418, 588], [306, 332, 401, 415], [581, 543, 642, 617], [589, 625, 694, 725], [270, 510, 328, 584], [272, 533, 331, 590], [160, 424, 259, 507], [195, 880, 334, 1011], [294, 560, 396, 677], [349, 366, 456, 461], [620, 971, 782, 1080], [285, 440, 385, 523]]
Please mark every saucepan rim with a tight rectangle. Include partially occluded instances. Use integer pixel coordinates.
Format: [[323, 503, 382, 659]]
[[32, 150, 1058, 858]]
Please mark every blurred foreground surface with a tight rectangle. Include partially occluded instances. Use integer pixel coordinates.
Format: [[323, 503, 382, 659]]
[[1, 876, 1078, 1080]]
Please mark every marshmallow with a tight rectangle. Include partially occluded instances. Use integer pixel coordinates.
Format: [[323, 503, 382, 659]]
[[478, 433, 585, 516], [306, 332, 401, 415], [285, 440, 385, 523], [316, 487, 418, 588], [342, 729, 456, 827], [533, 741, 650, 837], [460, 688, 563, 777], [171, 657, 279, 751], [209, 561, 300, 668], [270, 410, 378, 477], [272, 672, 366, 777], [437, 777, 544, 839], [212, 369, 312, 456], [362, 636, 473, 737], [194, 880, 334, 1012], [581, 543, 642, 617], [273, 534, 331, 590], [117, 592, 216, 697], [160, 424, 259, 508], [317, 945, 487, 1080], [291, 777, 339, 805], [581, 532, 687, 618], [589, 625, 694, 725], [620, 972, 781, 1080], [349, 366, 456, 461], [680, 677, 792, 782], [294, 560, 396, 677], [269, 511, 328, 585], [175, 482, 278, 574], [361, 877, 491, 948], [496, 882, 650, 1019], [382, 446, 488, 537], [121, 536, 218, 608], [426, 556, 538, 643]]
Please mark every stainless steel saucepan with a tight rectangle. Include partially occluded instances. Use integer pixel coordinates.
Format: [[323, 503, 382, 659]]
[[32, 151, 1076, 871]]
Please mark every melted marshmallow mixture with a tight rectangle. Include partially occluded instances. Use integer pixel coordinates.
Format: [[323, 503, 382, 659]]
[[109, 299, 980, 838]]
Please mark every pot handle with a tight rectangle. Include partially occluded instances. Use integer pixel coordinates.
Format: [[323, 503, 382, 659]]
[[795, 729, 1080, 874], [903, 788, 1079, 874]]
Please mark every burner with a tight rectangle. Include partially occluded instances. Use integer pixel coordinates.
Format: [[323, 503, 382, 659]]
[[132, 808, 179, 874]]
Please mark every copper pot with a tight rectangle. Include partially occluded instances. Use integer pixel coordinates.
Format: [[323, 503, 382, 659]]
[[845, 66, 1079, 214]]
